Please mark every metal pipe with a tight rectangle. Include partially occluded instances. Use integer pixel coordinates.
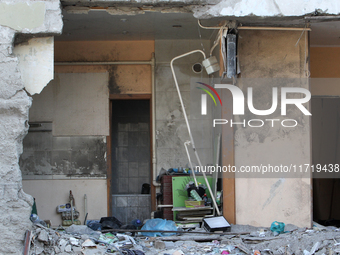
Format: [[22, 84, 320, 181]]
[[238, 26, 311, 31], [23, 230, 31, 255], [84, 194, 87, 224], [150, 53, 160, 187], [157, 204, 173, 208], [54, 61, 153, 65], [184, 141, 198, 187], [198, 20, 311, 31], [198, 19, 224, 30], [305, 15, 340, 20], [170, 50, 221, 216], [101, 228, 250, 235]]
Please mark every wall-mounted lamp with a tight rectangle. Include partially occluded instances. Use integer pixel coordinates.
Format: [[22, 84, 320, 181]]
[[202, 56, 220, 75], [170, 50, 221, 216]]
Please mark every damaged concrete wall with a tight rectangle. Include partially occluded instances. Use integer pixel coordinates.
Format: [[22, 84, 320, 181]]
[[13, 37, 54, 95], [20, 73, 109, 177], [0, 0, 62, 254], [193, 0, 340, 18], [234, 30, 311, 227], [155, 39, 214, 171]]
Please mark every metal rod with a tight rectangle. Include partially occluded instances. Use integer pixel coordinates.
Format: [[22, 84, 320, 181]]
[[84, 194, 87, 225], [184, 141, 198, 187], [198, 20, 311, 31], [151, 53, 160, 188], [198, 19, 226, 29], [55, 61, 152, 66], [238, 26, 311, 31], [23, 230, 31, 255], [101, 228, 249, 235], [157, 204, 173, 208], [170, 50, 221, 216], [305, 15, 340, 20]]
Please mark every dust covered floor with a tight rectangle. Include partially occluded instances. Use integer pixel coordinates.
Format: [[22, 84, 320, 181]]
[[29, 223, 340, 255]]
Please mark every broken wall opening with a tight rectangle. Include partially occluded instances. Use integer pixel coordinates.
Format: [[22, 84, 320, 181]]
[[21, 40, 155, 226], [111, 99, 152, 223], [310, 47, 340, 226]]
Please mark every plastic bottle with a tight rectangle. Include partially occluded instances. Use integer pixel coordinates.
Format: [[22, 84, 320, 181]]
[[30, 214, 47, 226], [30, 214, 39, 223], [131, 219, 142, 229], [203, 194, 208, 206]]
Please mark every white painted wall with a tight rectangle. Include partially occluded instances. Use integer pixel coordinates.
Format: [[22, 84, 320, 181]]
[[0, 1, 62, 34], [22, 179, 108, 226], [14, 37, 54, 95], [29, 72, 110, 136]]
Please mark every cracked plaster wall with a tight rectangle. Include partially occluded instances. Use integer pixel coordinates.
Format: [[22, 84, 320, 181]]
[[0, 0, 62, 253], [234, 30, 312, 228]]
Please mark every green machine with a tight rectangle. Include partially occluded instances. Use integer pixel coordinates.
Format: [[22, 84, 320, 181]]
[[172, 176, 213, 220]]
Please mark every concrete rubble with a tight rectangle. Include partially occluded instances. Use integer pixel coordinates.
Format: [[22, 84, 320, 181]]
[[29, 222, 340, 255]]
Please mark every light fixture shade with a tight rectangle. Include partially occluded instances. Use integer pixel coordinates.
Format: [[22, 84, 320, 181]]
[[202, 56, 220, 75]]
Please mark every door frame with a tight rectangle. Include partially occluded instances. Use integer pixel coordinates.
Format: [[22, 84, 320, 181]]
[[107, 94, 153, 216]]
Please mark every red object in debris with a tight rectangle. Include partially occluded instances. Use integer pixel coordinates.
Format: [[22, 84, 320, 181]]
[[254, 250, 261, 255], [221, 251, 230, 255]]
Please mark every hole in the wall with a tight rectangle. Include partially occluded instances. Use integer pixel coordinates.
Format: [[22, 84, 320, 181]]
[[192, 63, 203, 74]]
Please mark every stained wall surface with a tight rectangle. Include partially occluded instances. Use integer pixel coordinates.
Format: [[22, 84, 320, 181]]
[[154, 39, 214, 171], [234, 30, 312, 227], [22, 179, 107, 226], [21, 40, 154, 225]]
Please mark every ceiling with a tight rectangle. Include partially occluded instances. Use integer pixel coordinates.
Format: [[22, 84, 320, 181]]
[[56, 9, 340, 46]]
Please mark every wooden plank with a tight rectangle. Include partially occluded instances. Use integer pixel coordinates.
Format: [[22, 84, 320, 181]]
[[150, 98, 156, 211], [221, 88, 236, 224], [107, 100, 112, 217]]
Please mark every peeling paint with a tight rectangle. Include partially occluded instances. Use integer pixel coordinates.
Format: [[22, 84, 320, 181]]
[[13, 37, 54, 95]]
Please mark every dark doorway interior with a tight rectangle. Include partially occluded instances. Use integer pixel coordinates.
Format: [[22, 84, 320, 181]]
[[312, 97, 340, 226], [111, 99, 151, 224]]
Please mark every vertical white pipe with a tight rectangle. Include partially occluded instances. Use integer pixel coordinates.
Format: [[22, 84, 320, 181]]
[[184, 141, 198, 187], [170, 50, 221, 215], [151, 53, 160, 187]]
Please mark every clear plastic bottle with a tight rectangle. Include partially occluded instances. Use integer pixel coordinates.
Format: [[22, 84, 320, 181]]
[[30, 214, 39, 223], [30, 214, 47, 227]]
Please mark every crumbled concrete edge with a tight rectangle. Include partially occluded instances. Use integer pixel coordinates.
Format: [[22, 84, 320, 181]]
[[0, 1, 63, 254]]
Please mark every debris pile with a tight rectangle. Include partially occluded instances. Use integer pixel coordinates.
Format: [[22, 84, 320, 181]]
[[29, 222, 340, 255]]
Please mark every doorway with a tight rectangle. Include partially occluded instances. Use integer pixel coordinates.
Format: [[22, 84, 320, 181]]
[[312, 97, 340, 226], [110, 98, 151, 224]]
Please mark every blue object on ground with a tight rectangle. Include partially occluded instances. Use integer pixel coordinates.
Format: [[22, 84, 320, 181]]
[[270, 221, 285, 235], [141, 219, 177, 237]]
